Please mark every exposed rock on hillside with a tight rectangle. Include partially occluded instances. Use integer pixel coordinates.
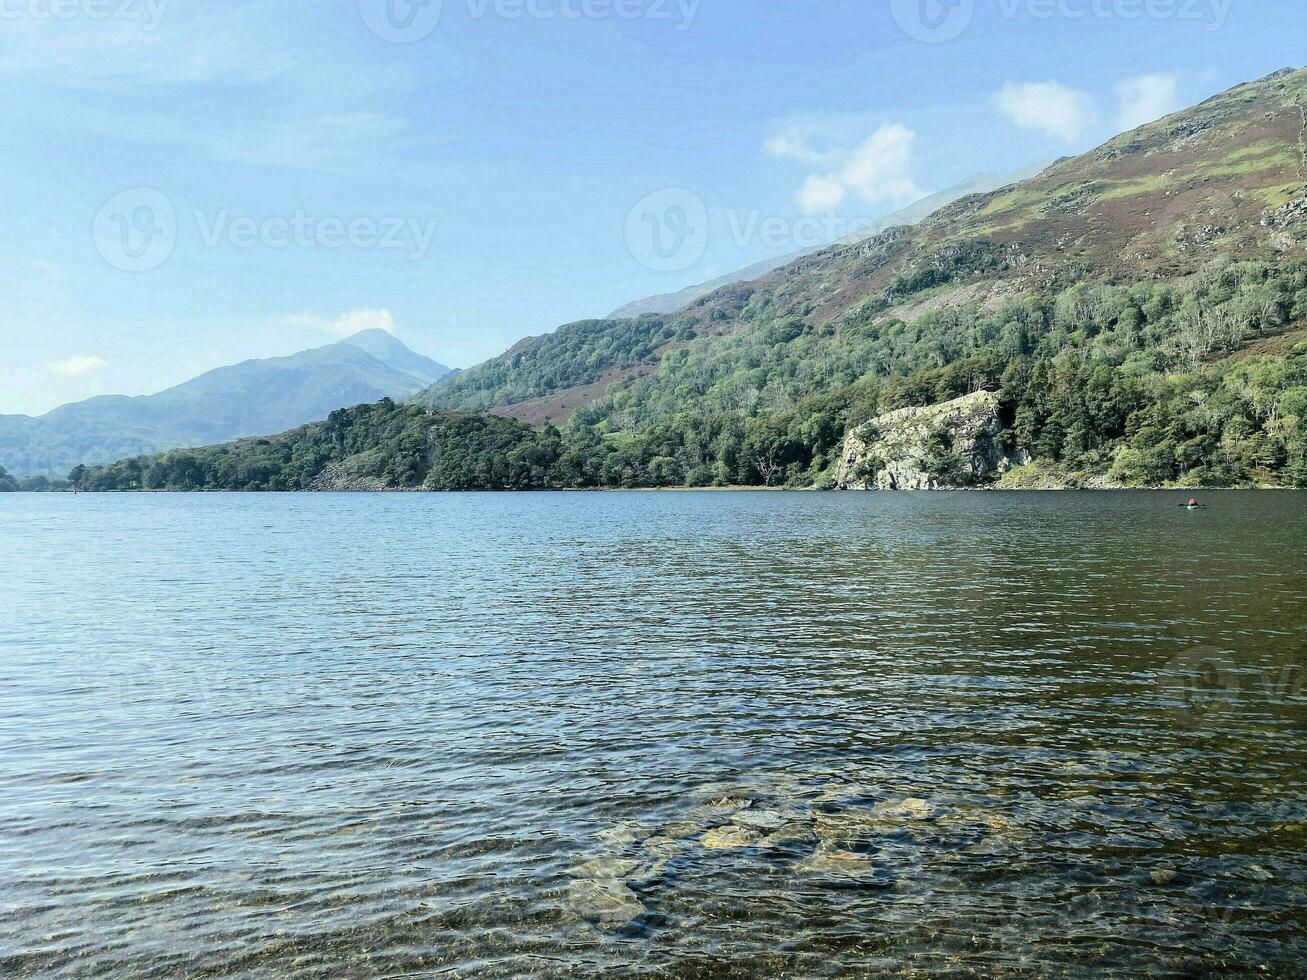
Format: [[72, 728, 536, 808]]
[[835, 391, 1027, 490], [309, 461, 397, 492]]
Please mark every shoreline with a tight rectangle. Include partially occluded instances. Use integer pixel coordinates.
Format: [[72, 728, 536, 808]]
[[15, 484, 1302, 495]]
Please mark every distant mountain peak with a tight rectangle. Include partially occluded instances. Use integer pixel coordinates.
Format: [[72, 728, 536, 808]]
[[337, 329, 450, 383], [0, 332, 452, 478], [341, 327, 399, 344]]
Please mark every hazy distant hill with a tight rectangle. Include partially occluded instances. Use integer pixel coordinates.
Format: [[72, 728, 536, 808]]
[[0, 330, 450, 477], [607, 164, 1051, 319]]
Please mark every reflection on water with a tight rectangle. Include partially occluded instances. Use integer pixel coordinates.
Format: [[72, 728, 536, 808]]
[[1, 491, 1304, 977]]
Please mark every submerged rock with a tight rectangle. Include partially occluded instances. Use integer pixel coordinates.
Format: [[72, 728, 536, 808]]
[[656, 821, 702, 840], [640, 835, 683, 858], [691, 795, 755, 819], [758, 823, 819, 852], [733, 808, 789, 832], [814, 782, 881, 806], [795, 845, 894, 886], [872, 798, 937, 822], [593, 821, 647, 846], [815, 797, 939, 843], [700, 825, 764, 850], [1151, 867, 1180, 886], [571, 856, 640, 879], [567, 878, 646, 926]]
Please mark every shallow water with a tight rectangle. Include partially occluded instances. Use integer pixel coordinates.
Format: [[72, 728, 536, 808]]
[[1, 490, 1305, 977]]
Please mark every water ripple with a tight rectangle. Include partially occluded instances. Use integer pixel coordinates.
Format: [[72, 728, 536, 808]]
[[1, 490, 1305, 977]]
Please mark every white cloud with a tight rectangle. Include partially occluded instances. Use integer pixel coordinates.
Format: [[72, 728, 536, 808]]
[[995, 81, 1098, 143], [765, 128, 839, 167], [777, 122, 928, 216], [1115, 73, 1180, 132], [47, 355, 109, 378], [796, 175, 847, 213], [839, 124, 928, 206], [278, 309, 397, 338]]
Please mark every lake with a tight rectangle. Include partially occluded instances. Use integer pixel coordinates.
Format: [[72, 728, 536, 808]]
[[1, 491, 1305, 977]]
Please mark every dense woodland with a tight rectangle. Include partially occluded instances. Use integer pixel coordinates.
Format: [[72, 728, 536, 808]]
[[424, 317, 692, 413], [73, 261, 1307, 491], [0, 465, 70, 492]]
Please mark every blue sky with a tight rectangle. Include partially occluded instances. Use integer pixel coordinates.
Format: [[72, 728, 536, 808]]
[[1, 0, 1304, 415]]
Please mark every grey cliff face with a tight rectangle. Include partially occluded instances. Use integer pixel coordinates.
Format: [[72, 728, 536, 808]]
[[834, 390, 1028, 490]]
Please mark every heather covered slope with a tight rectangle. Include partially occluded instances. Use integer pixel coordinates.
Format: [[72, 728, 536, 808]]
[[423, 67, 1307, 428]]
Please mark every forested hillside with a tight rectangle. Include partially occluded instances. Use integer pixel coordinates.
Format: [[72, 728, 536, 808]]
[[71, 402, 556, 492], [76, 68, 1307, 492]]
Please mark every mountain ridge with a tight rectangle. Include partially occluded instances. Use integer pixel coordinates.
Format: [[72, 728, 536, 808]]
[[1, 331, 450, 477]]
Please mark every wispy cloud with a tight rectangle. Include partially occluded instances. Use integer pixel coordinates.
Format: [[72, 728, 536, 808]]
[[796, 175, 846, 213], [1115, 73, 1181, 132], [48, 355, 109, 377], [769, 122, 928, 216], [839, 124, 927, 207], [995, 80, 1098, 143], [278, 309, 397, 338], [0, 1, 429, 174], [764, 128, 841, 167]]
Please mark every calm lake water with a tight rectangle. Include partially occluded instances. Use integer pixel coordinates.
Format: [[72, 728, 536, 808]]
[[2, 491, 1305, 977]]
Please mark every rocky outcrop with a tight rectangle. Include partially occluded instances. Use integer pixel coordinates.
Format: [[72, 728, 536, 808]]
[[308, 460, 400, 492], [834, 390, 1027, 490]]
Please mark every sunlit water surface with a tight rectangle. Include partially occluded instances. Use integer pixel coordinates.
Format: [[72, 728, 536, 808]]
[[2, 491, 1305, 977]]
